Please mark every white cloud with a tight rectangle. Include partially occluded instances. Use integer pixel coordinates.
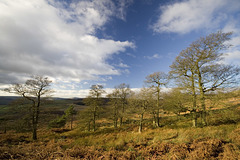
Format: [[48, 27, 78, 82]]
[[53, 89, 90, 98], [53, 87, 140, 98], [83, 82, 89, 85], [118, 62, 129, 68], [0, 0, 134, 89], [0, 90, 17, 97], [222, 50, 240, 65], [222, 19, 240, 65], [152, 0, 240, 34], [126, 53, 136, 58], [115, 0, 134, 21], [122, 69, 130, 74], [223, 19, 240, 47], [151, 0, 240, 66], [98, 76, 113, 82], [144, 54, 162, 59]]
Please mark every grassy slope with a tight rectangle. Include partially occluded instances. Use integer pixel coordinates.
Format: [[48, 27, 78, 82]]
[[0, 98, 240, 159], [1, 123, 240, 159]]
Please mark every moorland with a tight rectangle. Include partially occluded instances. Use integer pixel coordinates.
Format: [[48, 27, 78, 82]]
[[0, 92, 240, 160]]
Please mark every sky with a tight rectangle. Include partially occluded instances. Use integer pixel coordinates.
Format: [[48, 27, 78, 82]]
[[0, 0, 240, 98]]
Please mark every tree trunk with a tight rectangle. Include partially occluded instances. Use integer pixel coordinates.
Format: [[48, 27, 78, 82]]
[[32, 122, 37, 140], [119, 117, 123, 126], [201, 101, 207, 126], [156, 109, 160, 127], [70, 115, 73, 130], [156, 86, 160, 127], [32, 96, 40, 140], [139, 113, 144, 133], [114, 104, 118, 128], [114, 117, 118, 128], [87, 121, 91, 131], [93, 111, 96, 132], [152, 112, 157, 127], [120, 102, 125, 126], [31, 103, 38, 140], [192, 111, 197, 127], [196, 65, 207, 126], [190, 71, 198, 127], [32, 111, 37, 140]]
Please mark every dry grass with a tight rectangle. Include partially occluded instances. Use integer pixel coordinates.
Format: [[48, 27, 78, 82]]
[[1, 98, 240, 159], [1, 125, 240, 159]]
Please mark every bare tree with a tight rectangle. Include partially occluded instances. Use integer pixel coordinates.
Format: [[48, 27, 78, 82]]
[[107, 92, 121, 128], [84, 84, 105, 132], [114, 83, 132, 126], [4, 76, 52, 140], [129, 88, 154, 133], [106, 83, 132, 128], [145, 72, 168, 127], [170, 31, 240, 126], [170, 49, 198, 127]]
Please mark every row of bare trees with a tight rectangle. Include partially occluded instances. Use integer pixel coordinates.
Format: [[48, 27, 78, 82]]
[[79, 83, 187, 133], [81, 31, 239, 132], [3, 31, 240, 139]]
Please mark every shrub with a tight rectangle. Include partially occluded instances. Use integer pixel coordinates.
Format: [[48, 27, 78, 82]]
[[15, 119, 31, 133], [208, 109, 240, 126], [229, 128, 240, 146], [187, 138, 224, 159], [48, 116, 66, 128], [218, 143, 240, 159]]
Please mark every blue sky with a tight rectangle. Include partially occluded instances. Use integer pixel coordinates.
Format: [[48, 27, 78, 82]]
[[0, 0, 240, 98]]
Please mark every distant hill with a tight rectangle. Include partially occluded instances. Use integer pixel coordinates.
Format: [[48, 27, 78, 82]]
[[0, 96, 111, 106], [0, 96, 21, 105]]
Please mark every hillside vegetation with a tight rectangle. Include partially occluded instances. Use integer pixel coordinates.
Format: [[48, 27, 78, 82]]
[[1, 31, 240, 159], [0, 95, 240, 159]]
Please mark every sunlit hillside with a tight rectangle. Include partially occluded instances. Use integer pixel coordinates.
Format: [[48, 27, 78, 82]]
[[0, 93, 240, 159]]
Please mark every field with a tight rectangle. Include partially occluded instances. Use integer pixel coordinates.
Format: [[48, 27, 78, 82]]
[[0, 96, 240, 159]]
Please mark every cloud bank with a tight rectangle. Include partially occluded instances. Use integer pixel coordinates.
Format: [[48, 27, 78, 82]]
[[0, 0, 134, 86], [152, 0, 240, 64], [152, 0, 240, 34]]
